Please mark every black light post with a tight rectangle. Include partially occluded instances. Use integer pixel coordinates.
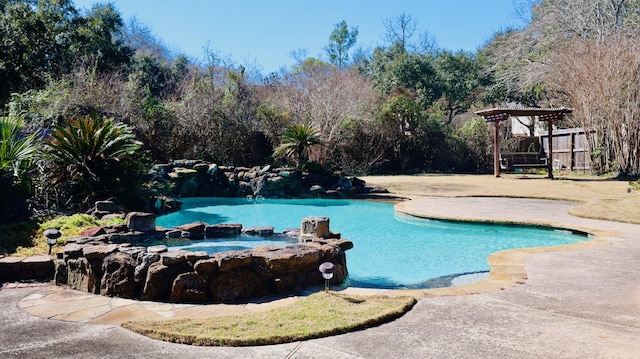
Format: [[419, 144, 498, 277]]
[[44, 229, 61, 255]]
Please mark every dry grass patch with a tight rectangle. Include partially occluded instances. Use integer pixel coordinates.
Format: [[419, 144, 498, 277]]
[[122, 292, 417, 346], [362, 173, 640, 224]]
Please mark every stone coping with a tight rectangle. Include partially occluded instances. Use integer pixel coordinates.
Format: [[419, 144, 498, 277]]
[[348, 236, 612, 300]]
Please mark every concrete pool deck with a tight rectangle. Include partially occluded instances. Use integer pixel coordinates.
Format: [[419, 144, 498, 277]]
[[1, 197, 639, 358]]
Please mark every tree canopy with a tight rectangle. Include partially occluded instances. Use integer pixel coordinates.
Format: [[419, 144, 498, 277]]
[[0, 0, 132, 105], [325, 20, 358, 69]]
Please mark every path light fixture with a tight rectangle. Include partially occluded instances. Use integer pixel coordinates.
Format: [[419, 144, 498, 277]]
[[44, 229, 61, 255], [319, 262, 335, 293]]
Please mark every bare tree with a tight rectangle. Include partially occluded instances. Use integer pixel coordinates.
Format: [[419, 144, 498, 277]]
[[548, 35, 640, 175], [382, 12, 437, 54], [482, 0, 640, 105], [416, 30, 439, 55], [482, 27, 548, 106], [531, 0, 639, 42], [383, 12, 416, 48], [290, 48, 309, 65], [263, 65, 379, 164], [121, 17, 173, 60]]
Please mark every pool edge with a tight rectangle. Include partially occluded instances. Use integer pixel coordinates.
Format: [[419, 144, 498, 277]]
[[387, 197, 622, 299]]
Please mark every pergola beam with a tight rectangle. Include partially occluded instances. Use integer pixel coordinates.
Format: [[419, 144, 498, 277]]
[[474, 107, 573, 179]]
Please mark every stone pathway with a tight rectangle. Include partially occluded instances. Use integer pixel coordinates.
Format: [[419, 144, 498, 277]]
[[16, 284, 312, 324]]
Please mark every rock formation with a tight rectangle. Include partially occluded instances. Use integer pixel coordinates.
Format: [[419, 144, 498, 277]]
[[54, 213, 353, 303]]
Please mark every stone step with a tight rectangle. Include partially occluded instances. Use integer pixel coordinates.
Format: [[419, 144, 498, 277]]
[[0, 255, 54, 282]]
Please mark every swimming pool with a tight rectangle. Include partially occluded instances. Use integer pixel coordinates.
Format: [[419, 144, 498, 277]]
[[156, 197, 587, 289]]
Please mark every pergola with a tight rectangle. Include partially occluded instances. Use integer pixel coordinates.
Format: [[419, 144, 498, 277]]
[[474, 107, 573, 179]]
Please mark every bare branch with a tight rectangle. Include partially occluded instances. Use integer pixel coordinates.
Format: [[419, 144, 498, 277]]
[[383, 12, 417, 48]]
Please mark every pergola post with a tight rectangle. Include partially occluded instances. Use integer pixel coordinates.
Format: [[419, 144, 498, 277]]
[[493, 121, 501, 178], [547, 120, 554, 179]]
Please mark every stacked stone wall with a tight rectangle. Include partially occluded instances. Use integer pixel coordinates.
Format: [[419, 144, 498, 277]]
[[50, 213, 353, 303], [54, 234, 351, 303]]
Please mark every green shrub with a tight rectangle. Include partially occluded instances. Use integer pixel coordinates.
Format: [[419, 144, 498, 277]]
[[41, 114, 150, 211], [7, 214, 124, 256]]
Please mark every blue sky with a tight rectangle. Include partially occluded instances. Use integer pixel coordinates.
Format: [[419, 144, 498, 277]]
[[72, 0, 526, 73]]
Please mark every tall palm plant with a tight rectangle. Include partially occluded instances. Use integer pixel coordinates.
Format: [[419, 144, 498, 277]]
[[0, 116, 39, 182], [44, 114, 146, 210], [273, 123, 323, 167]]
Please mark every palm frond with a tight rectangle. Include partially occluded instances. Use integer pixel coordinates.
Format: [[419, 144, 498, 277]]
[[274, 123, 322, 166], [0, 116, 40, 178], [43, 115, 146, 209]]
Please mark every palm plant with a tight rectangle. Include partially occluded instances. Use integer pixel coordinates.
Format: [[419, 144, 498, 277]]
[[43, 114, 146, 210], [273, 123, 323, 167], [0, 116, 40, 182]]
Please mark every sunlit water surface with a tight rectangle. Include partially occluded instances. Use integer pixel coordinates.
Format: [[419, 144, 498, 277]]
[[156, 198, 586, 289]]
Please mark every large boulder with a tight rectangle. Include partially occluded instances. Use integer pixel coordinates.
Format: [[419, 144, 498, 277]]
[[169, 272, 207, 303], [100, 253, 137, 299], [215, 250, 253, 272], [63, 243, 86, 260], [153, 196, 182, 214], [77, 244, 117, 289], [82, 244, 118, 261], [242, 226, 274, 237], [176, 222, 207, 235], [160, 251, 187, 266], [94, 200, 119, 218], [194, 257, 219, 278], [237, 181, 253, 196], [270, 274, 302, 293], [146, 244, 168, 254], [300, 216, 330, 239], [134, 252, 160, 283], [141, 260, 192, 301], [125, 212, 156, 232], [66, 257, 100, 294], [54, 259, 68, 285], [250, 175, 268, 197], [118, 245, 146, 260], [80, 226, 107, 237], [204, 224, 242, 237], [318, 244, 348, 283], [208, 269, 263, 302], [253, 245, 321, 275]]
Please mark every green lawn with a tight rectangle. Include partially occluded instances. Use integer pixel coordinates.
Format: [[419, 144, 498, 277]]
[[122, 292, 417, 346]]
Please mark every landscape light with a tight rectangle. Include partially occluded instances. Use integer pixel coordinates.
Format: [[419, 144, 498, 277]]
[[318, 262, 335, 293], [44, 229, 61, 255]]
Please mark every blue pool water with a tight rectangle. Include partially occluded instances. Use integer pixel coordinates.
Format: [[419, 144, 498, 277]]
[[156, 198, 587, 289]]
